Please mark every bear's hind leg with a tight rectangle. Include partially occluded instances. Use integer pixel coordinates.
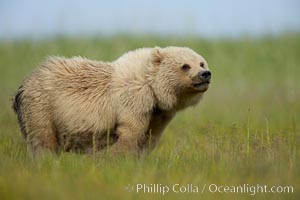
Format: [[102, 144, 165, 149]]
[[26, 122, 58, 154], [24, 104, 58, 154]]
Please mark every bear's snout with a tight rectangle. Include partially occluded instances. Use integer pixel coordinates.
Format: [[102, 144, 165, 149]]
[[198, 70, 211, 82]]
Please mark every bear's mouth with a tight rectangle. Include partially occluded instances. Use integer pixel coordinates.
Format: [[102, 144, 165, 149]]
[[192, 81, 210, 92]]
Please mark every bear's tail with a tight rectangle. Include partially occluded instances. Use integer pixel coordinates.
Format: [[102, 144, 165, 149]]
[[12, 86, 27, 138]]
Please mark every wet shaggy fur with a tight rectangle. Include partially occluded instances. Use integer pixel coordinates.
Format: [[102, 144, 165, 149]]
[[12, 47, 211, 156], [13, 86, 27, 137]]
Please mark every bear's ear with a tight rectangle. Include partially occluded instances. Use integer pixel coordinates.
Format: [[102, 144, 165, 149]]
[[151, 47, 164, 66]]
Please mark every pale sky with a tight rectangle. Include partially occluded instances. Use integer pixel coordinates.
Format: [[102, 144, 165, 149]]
[[0, 0, 299, 39]]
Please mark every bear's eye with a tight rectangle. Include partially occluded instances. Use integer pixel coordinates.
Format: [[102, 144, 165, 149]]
[[181, 64, 191, 71], [200, 62, 205, 68]]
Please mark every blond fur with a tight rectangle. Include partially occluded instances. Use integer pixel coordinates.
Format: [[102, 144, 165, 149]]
[[13, 47, 210, 155]]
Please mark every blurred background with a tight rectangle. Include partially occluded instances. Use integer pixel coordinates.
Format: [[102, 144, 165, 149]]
[[0, 0, 299, 39]]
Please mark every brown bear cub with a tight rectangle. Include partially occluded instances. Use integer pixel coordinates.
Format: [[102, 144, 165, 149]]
[[12, 47, 211, 156]]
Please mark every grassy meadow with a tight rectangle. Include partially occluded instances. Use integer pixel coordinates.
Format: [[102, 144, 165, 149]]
[[0, 34, 299, 199]]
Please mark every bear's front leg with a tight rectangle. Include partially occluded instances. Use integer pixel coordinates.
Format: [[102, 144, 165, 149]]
[[109, 113, 150, 156]]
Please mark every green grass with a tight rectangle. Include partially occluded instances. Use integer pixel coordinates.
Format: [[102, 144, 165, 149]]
[[0, 34, 299, 200]]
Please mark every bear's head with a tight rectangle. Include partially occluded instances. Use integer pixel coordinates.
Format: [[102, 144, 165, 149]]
[[148, 46, 211, 110]]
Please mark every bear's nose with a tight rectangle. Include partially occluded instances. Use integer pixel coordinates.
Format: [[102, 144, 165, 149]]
[[199, 70, 211, 81]]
